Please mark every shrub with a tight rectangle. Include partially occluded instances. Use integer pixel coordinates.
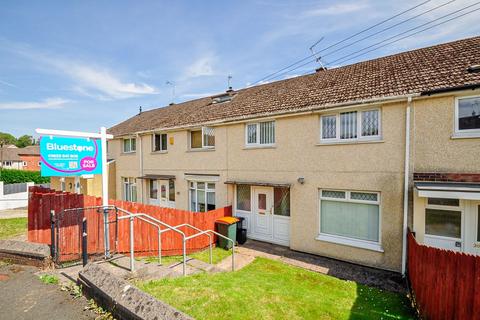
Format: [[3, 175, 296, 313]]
[[0, 169, 50, 184]]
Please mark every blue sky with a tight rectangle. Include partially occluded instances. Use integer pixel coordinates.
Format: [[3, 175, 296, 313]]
[[0, 0, 479, 137]]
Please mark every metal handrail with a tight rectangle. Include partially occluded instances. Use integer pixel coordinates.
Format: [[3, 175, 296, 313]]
[[115, 209, 188, 275], [57, 205, 236, 276]]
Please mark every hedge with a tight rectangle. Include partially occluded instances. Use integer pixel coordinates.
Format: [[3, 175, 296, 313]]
[[0, 169, 50, 184]]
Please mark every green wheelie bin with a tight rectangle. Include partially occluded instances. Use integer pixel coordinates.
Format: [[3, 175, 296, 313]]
[[215, 217, 239, 249]]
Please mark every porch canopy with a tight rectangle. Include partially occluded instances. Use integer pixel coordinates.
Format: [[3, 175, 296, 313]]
[[415, 181, 480, 200], [137, 174, 176, 180], [225, 180, 291, 188]]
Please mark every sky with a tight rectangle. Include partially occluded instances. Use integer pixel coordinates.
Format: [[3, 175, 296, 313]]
[[0, 0, 479, 137]]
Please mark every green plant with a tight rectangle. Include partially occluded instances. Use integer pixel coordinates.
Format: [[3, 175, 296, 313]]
[[85, 299, 114, 320], [39, 274, 59, 285], [0, 168, 50, 184]]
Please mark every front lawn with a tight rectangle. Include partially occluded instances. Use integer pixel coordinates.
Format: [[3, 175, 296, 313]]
[[139, 257, 415, 320], [140, 247, 233, 265], [0, 217, 27, 239]]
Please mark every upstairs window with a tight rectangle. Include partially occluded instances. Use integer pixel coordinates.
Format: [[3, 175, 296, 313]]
[[190, 127, 215, 149], [456, 96, 480, 136], [123, 137, 136, 153], [246, 121, 275, 146], [321, 109, 380, 142], [153, 133, 168, 152]]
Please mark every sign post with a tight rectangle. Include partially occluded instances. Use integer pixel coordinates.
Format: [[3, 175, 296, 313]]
[[36, 127, 113, 258]]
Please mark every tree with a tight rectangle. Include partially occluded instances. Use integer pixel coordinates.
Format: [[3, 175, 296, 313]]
[[16, 135, 34, 148], [0, 132, 17, 146]]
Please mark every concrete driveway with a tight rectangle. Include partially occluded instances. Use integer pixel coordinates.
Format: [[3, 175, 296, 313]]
[[0, 263, 96, 320]]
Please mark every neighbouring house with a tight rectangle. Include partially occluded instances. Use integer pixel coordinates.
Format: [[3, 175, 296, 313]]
[[105, 36, 480, 273], [49, 159, 116, 198], [0, 145, 41, 171], [17, 145, 41, 171]]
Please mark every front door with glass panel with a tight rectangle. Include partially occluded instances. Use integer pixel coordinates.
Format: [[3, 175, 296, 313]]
[[252, 187, 273, 241], [465, 201, 480, 255], [148, 180, 159, 206], [159, 181, 169, 207]]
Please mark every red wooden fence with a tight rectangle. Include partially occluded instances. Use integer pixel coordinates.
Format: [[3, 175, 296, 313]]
[[407, 231, 480, 320], [28, 186, 231, 261]]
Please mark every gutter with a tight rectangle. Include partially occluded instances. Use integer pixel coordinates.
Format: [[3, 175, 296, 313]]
[[420, 83, 480, 96], [401, 95, 413, 276]]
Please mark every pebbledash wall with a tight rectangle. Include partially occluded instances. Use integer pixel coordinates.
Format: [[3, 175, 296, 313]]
[[107, 90, 480, 272]]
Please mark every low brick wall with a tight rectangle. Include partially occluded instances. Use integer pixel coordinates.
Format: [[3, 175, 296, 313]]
[[0, 240, 52, 268]]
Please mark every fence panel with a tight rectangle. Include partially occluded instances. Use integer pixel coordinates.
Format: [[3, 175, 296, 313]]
[[28, 187, 231, 259], [407, 231, 480, 320], [3, 182, 27, 195]]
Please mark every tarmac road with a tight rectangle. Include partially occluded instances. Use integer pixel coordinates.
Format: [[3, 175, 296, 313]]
[[0, 263, 96, 320]]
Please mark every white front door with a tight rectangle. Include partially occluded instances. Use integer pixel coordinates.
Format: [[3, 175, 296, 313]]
[[252, 187, 273, 241], [465, 201, 480, 255], [148, 180, 160, 206], [159, 181, 169, 207]]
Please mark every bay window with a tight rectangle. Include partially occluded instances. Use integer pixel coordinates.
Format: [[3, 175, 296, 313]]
[[189, 181, 215, 212], [320, 109, 380, 142], [318, 189, 381, 251], [246, 121, 275, 146]]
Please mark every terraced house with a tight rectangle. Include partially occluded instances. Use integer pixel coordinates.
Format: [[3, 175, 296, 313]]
[[107, 36, 480, 273]]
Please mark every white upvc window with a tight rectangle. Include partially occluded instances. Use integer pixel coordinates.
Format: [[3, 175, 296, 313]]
[[425, 198, 462, 240], [122, 137, 136, 153], [122, 177, 137, 202], [190, 127, 215, 149], [318, 189, 382, 252], [152, 133, 168, 152], [245, 120, 275, 146], [189, 181, 215, 212], [454, 95, 480, 137], [320, 108, 381, 142]]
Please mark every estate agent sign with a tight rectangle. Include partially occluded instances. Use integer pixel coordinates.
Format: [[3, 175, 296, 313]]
[[40, 136, 102, 176]]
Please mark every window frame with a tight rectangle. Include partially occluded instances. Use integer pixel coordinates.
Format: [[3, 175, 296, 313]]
[[317, 189, 383, 252], [425, 197, 464, 241], [454, 95, 480, 137], [188, 181, 216, 212], [320, 108, 381, 143], [189, 127, 215, 150], [122, 137, 137, 153], [122, 177, 137, 202], [152, 133, 168, 152], [245, 120, 276, 147]]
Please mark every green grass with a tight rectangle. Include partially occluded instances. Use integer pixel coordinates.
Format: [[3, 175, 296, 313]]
[[0, 217, 27, 239], [139, 257, 415, 320], [139, 247, 233, 265], [38, 274, 59, 285]]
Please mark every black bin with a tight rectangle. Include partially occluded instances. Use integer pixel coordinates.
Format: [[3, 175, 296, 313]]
[[236, 217, 247, 245]]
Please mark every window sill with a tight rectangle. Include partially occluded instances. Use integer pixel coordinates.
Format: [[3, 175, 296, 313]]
[[121, 151, 136, 155], [316, 139, 384, 146], [451, 133, 480, 140], [186, 148, 216, 153], [243, 145, 276, 150], [151, 151, 168, 155], [315, 234, 384, 252]]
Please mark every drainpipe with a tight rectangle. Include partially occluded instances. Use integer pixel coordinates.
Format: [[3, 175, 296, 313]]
[[401, 96, 413, 275], [137, 133, 144, 203]]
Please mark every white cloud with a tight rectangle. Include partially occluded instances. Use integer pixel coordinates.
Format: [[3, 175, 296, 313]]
[[0, 80, 17, 88], [10, 44, 158, 100], [0, 97, 70, 110], [304, 3, 368, 16], [183, 55, 215, 78]]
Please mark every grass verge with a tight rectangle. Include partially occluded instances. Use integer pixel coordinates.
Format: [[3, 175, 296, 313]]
[[0, 217, 27, 239], [139, 257, 415, 320]]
